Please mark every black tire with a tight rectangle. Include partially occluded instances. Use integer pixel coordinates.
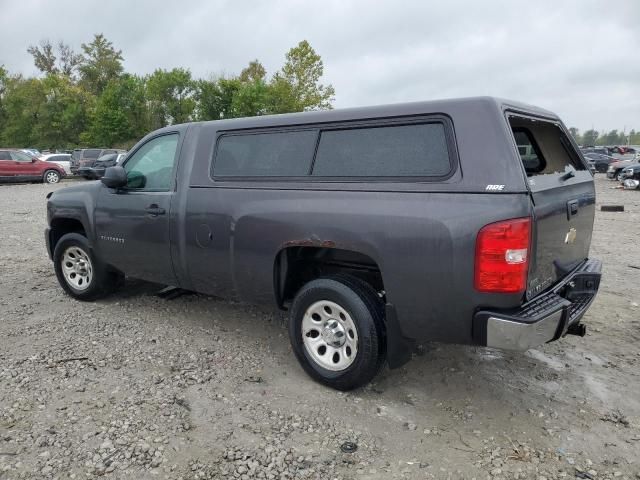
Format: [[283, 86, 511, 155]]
[[53, 233, 123, 301], [288, 274, 386, 390], [43, 169, 60, 184]]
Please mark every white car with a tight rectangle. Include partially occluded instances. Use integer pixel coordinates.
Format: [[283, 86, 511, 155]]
[[40, 154, 72, 175]]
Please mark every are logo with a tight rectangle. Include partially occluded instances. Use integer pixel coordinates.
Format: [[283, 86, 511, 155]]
[[485, 184, 505, 191]]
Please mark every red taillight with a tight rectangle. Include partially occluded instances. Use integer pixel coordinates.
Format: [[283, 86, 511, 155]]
[[474, 217, 531, 293]]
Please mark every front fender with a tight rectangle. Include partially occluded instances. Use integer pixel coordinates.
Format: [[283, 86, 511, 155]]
[[46, 182, 101, 248]]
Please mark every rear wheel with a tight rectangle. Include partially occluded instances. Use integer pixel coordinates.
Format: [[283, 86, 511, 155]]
[[44, 170, 60, 184], [288, 275, 386, 390], [53, 233, 123, 301]]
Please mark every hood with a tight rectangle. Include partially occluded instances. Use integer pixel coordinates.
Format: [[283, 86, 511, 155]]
[[49, 179, 101, 198], [39, 159, 64, 169]]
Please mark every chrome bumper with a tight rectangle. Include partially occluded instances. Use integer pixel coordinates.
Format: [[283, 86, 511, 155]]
[[486, 310, 563, 351], [474, 258, 602, 351]]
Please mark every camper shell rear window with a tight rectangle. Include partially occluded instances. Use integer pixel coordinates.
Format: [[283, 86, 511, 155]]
[[509, 116, 585, 177]]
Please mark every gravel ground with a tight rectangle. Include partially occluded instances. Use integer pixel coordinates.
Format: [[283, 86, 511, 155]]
[[0, 175, 639, 480]]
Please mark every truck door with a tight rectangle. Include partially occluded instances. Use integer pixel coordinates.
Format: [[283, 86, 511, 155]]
[[94, 133, 181, 286], [509, 116, 595, 300], [10, 151, 41, 180]]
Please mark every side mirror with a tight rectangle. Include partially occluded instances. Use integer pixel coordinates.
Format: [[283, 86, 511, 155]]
[[32, 158, 37, 163], [101, 166, 127, 189]]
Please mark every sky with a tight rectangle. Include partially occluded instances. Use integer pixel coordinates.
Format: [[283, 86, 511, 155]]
[[1, 0, 638, 132]]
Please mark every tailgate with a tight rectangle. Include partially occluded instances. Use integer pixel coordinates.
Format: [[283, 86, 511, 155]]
[[509, 116, 595, 300]]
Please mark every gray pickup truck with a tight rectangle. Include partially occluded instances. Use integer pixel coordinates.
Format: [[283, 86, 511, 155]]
[[45, 97, 602, 390]]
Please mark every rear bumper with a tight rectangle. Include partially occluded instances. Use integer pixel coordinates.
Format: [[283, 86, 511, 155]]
[[473, 258, 602, 351]]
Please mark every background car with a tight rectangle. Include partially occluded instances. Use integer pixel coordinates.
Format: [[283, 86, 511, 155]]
[[584, 152, 618, 173], [581, 147, 611, 156], [0, 149, 65, 184], [73, 148, 125, 177], [607, 158, 639, 180], [610, 146, 636, 155], [621, 163, 640, 179], [86, 152, 126, 179], [622, 164, 640, 189], [40, 153, 72, 175], [21, 148, 41, 157]]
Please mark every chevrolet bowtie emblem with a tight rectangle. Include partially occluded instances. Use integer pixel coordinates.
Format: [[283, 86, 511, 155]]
[[565, 227, 577, 244]]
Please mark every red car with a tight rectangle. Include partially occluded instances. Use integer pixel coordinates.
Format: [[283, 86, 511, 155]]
[[0, 149, 66, 184]]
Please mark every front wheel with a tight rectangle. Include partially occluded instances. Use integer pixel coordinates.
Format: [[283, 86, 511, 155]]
[[53, 233, 123, 301], [288, 275, 386, 390], [44, 170, 60, 184]]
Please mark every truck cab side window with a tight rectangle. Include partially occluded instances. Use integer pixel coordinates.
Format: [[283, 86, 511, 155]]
[[123, 134, 179, 191], [511, 120, 584, 177]]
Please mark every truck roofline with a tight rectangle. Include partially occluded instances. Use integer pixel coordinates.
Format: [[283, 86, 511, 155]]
[[153, 96, 560, 132]]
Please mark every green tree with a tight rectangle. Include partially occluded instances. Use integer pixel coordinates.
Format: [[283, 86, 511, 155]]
[[195, 74, 272, 120], [194, 77, 240, 121], [568, 127, 582, 145], [57, 41, 83, 78], [239, 60, 266, 83], [0, 72, 93, 149], [232, 79, 270, 117], [27, 40, 81, 78], [268, 40, 335, 113], [33, 74, 93, 149], [0, 65, 8, 131], [1, 36, 339, 148], [27, 40, 57, 75], [146, 68, 196, 128], [88, 74, 149, 147], [78, 34, 124, 95], [0, 75, 46, 147], [598, 129, 625, 146], [582, 129, 599, 146]]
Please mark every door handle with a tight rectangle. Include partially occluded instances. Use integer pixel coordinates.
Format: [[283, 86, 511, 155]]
[[145, 204, 166, 216], [566, 199, 579, 220]]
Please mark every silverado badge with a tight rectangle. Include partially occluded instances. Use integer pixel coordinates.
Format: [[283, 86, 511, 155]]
[[564, 227, 577, 244]]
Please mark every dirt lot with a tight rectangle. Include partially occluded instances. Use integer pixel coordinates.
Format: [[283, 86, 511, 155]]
[[0, 176, 639, 480]]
